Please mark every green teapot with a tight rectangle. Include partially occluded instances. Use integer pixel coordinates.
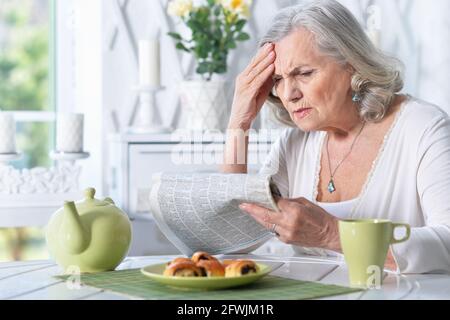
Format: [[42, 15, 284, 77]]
[[45, 188, 132, 273]]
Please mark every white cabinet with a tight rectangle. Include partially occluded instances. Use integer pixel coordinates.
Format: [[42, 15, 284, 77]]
[[107, 133, 276, 256], [128, 144, 222, 215]]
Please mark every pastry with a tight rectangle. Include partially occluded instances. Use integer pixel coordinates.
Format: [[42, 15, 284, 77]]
[[191, 251, 219, 263], [225, 260, 259, 277], [221, 259, 235, 268], [166, 257, 193, 266], [163, 262, 206, 277], [196, 260, 225, 277], [163, 252, 259, 278]]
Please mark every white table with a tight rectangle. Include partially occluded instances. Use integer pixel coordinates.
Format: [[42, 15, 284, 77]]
[[1, 254, 449, 300]]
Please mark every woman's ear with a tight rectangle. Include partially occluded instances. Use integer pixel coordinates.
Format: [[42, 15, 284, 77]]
[[345, 63, 356, 74]]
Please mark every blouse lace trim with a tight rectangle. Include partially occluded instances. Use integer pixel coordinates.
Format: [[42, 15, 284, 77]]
[[312, 132, 327, 203]]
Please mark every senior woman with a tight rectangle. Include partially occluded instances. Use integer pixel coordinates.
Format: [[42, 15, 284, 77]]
[[222, 0, 450, 274]]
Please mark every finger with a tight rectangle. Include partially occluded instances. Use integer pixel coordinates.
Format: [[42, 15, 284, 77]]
[[243, 207, 273, 230], [244, 43, 274, 75], [239, 203, 283, 225], [246, 51, 276, 83], [255, 77, 275, 107], [277, 198, 299, 212], [247, 43, 273, 71], [251, 63, 275, 91], [242, 206, 286, 238]]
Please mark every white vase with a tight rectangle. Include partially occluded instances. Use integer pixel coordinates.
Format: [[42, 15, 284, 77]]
[[179, 80, 227, 131]]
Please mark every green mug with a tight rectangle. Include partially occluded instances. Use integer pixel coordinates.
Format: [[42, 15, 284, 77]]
[[338, 219, 410, 288]]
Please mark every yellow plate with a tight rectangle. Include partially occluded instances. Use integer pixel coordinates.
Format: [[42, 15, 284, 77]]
[[140, 262, 272, 290]]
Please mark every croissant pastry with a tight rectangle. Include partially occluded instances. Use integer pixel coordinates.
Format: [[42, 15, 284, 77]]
[[225, 260, 259, 277], [163, 262, 206, 277], [191, 251, 219, 263], [166, 257, 193, 266], [196, 260, 225, 277], [221, 259, 235, 268]]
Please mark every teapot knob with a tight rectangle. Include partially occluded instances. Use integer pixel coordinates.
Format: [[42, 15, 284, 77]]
[[84, 188, 96, 200], [104, 197, 115, 205]]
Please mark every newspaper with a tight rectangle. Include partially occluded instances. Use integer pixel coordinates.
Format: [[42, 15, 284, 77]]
[[149, 172, 281, 256]]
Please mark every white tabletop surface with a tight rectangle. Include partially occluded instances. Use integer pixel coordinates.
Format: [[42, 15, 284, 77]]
[[1, 254, 449, 300]]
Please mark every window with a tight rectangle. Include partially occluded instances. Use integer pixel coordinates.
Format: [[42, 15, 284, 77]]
[[0, 0, 55, 262], [0, 0, 55, 169]]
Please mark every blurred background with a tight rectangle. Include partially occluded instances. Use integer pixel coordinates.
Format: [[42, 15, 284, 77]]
[[0, 0, 52, 261], [1, 0, 449, 262]]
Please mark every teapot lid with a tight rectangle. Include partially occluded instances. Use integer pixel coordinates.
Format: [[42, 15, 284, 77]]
[[79, 188, 112, 207]]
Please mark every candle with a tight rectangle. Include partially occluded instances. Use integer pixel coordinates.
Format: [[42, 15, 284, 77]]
[[138, 39, 160, 87], [366, 29, 381, 48], [56, 113, 84, 153], [0, 113, 17, 154]]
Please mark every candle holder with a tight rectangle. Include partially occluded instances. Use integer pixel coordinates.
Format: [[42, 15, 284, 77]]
[[128, 85, 172, 134], [56, 113, 85, 154], [50, 151, 90, 166], [0, 152, 22, 166]]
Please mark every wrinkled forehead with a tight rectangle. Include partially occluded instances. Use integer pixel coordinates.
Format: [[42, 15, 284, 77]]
[[273, 28, 325, 74]]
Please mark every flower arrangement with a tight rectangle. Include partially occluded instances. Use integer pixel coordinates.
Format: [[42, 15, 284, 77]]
[[167, 0, 252, 81]]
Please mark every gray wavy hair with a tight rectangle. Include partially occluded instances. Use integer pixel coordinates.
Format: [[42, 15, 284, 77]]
[[261, 0, 404, 126]]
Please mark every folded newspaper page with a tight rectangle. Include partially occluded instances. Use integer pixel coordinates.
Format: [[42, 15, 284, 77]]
[[149, 173, 281, 256]]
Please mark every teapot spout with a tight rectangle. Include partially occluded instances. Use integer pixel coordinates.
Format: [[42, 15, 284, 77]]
[[61, 201, 89, 254]]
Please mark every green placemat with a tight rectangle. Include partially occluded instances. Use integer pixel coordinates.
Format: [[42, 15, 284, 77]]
[[56, 268, 362, 300]]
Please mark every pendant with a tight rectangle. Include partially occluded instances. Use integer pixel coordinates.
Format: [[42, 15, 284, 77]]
[[327, 180, 336, 194]]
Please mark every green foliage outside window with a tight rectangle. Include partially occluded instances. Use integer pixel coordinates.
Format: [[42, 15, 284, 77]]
[[0, 0, 52, 168], [0, 0, 52, 262]]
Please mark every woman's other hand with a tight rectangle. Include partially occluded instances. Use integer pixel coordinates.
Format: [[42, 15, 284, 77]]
[[228, 43, 276, 130], [239, 197, 342, 252]]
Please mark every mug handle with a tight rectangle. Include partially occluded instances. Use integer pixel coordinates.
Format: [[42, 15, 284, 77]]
[[391, 223, 411, 244]]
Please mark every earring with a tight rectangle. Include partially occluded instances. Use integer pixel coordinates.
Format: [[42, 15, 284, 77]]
[[271, 86, 279, 98], [352, 92, 362, 102]]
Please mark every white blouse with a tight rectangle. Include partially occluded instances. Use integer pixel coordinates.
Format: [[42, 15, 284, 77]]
[[318, 199, 358, 220], [260, 95, 450, 274]]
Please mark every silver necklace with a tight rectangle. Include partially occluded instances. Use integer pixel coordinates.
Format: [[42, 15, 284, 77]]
[[326, 122, 366, 194]]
